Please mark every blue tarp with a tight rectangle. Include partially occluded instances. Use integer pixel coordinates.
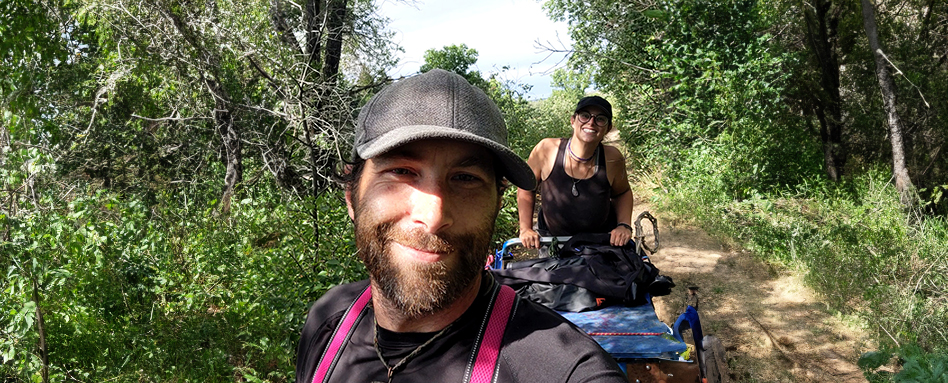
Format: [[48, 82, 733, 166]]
[[558, 305, 688, 359]]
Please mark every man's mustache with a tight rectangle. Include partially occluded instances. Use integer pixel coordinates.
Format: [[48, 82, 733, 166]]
[[388, 227, 456, 255]]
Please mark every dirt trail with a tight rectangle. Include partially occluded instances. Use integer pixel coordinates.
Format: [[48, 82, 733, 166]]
[[632, 200, 871, 382], [600, 128, 868, 381], [573, 131, 870, 381]]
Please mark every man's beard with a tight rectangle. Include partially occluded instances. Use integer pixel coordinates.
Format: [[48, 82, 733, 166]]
[[353, 207, 495, 319]]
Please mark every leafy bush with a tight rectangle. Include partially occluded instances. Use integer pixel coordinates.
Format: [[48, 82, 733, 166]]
[[656, 167, 948, 379], [860, 346, 948, 383], [1, 184, 363, 382]]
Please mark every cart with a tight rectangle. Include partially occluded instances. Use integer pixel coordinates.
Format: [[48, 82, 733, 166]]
[[490, 212, 728, 383]]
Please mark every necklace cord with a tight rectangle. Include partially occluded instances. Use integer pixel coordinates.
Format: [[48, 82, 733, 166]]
[[567, 138, 594, 162], [374, 322, 453, 383], [566, 142, 598, 197]]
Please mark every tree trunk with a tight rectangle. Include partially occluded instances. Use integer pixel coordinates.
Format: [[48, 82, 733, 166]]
[[308, 0, 350, 243], [321, 0, 347, 85], [803, 0, 847, 181], [304, 0, 322, 68], [165, 7, 244, 214], [270, 0, 301, 51], [209, 79, 243, 214], [32, 278, 49, 383], [918, 0, 936, 42], [860, 0, 916, 207]]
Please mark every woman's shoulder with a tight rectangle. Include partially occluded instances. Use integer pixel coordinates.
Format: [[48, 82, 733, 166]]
[[538, 137, 563, 148], [529, 138, 563, 157], [601, 144, 626, 161]]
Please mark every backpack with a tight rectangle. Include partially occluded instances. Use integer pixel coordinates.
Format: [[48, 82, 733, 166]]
[[491, 233, 674, 312]]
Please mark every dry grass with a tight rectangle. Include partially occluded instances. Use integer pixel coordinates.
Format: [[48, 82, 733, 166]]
[[637, 200, 872, 382]]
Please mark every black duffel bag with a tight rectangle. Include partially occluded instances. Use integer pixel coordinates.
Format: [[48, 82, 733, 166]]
[[491, 233, 674, 312]]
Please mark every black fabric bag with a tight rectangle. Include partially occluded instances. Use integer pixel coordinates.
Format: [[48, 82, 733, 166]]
[[491, 233, 674, 312]]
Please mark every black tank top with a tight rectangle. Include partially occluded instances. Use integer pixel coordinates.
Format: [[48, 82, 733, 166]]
[[537, 138, 616, 236]]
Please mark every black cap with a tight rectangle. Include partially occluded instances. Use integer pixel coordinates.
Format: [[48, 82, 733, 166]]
[[574, 96, 612, 118]]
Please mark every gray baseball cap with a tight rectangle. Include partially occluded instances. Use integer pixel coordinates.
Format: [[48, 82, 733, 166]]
[[353, 69, 536, 190]]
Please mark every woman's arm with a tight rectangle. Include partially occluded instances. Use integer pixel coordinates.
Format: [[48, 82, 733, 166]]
[[517, 187, 540, 248], [517, 139, 555, 249], [605, 146, 633, 246]]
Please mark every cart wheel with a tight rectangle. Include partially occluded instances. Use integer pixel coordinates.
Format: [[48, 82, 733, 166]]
[[701, 335, 728, 383]]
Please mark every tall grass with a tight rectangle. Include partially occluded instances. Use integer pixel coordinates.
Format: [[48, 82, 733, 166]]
[[655, 167, 948, 376]]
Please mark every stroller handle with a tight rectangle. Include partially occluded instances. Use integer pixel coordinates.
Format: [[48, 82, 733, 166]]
[[491, 236, 573, 270], [499, 236, 573, 254]]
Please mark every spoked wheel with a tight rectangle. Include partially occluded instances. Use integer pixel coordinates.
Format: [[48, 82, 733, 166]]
[[700, 335, 728, 383]]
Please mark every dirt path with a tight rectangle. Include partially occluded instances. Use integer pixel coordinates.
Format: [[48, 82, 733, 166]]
[[632, 200, 870, 382], [592, 131, 870, 381]]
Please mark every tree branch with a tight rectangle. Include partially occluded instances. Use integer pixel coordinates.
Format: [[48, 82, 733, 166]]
[[131, 114, 212, 122]]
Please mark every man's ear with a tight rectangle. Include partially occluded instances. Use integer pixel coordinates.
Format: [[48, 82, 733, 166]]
[[345, 187, 355, 221]]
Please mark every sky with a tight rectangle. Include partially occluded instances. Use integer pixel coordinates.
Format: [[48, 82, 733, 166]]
[[376, 0, 573, 99]]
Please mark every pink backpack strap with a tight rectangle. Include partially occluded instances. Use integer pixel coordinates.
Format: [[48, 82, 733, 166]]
[[311, 285, 372, 383], [468, 284, 517, 383]]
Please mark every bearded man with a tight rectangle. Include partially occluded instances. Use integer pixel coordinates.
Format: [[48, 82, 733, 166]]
[[295, 69, 626, 383]]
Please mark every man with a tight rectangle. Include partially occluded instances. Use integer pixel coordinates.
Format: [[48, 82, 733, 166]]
[[295, 69, 626, 383]]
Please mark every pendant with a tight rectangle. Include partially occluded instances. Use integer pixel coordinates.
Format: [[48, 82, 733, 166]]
[[571, 182, 579, 197]]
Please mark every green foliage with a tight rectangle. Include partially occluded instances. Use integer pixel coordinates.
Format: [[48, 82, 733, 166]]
[[4, 0, 944, 382], [483, 74, 547, 242], [657, 166, 948, 360], [553, 0, 947, 379], [1, 18, 543, 380], [1, 183, 362, 382], [549, 0, 821, 198], [0, 0, 73, 119], [420, 44, 487, 89], [859, 350, 893, 371], [516, 68, 588, 155], [492, 186, 521, 247], [861, 346, 948, 383], [827, 0, 948, 203], [481, 68, 585, 243]]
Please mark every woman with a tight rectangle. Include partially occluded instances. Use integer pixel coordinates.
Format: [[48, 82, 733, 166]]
[[517, 96, 633, 248]]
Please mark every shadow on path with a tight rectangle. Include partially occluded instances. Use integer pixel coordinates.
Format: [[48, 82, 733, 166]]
[[634, 204, 868, 382]]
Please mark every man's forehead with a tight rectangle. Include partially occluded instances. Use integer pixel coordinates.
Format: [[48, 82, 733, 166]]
[[373, 139, 497, 168]]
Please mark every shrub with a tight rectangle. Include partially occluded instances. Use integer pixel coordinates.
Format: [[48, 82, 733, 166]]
[[655, 167, 948, 377]]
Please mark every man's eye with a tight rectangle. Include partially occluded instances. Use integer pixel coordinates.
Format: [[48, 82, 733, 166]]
[[453, 173, 483, 183], [389, 168, 414, 176]]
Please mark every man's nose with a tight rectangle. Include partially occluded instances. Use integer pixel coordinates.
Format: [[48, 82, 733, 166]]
[[409, 181, 453, 233]]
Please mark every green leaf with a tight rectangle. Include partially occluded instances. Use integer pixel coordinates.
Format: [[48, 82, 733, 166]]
[[642, 9, 667, 21], [858, 350, 891, 370], [2, 344, 14, 363]]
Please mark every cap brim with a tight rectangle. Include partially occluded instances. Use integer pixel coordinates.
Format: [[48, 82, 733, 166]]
[[356, 125, 537, 190]]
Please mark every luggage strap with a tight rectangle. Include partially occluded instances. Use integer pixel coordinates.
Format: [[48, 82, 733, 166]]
[[312, 284, 517, 383]]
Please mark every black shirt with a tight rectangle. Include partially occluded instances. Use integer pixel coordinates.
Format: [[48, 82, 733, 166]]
[[538, 138, 617, 236], [295, 272, 626, 383]]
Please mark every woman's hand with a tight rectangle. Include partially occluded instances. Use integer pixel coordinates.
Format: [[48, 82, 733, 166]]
[[610, 223, 633, 246], [519, 228, 541, 249]]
